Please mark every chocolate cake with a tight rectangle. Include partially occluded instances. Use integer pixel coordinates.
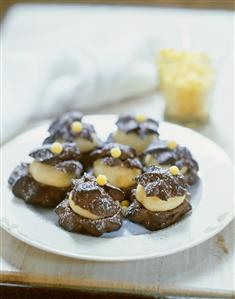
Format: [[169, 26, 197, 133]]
[[55, 174, 123, 236], [43, 112, 101, 168], [125, 166, 192, 230], [91, 143, 142, 169], [91, 143, 142, 189], [109, 114, 160, 153], [8, 142, 83, 207], [116, 114, 159, 137], [143, 139, 199, 184]]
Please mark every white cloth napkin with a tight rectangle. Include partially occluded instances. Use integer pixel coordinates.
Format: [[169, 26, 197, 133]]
[[1, 4, 233, 143], [1, 5, 163, 143]]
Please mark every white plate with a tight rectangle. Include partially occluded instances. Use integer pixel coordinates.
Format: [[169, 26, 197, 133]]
[[1, 115, 234, 261]]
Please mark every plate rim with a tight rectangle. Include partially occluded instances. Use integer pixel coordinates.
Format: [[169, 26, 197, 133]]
[[1, 114, 234, 261], [1, 212, 234, 262]]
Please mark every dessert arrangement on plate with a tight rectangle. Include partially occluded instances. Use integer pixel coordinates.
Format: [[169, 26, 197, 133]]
[[8, 111, 199, 237]]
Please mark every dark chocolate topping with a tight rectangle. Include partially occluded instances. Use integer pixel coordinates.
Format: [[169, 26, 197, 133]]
[[29, 143, 81, 166], [48, 111, 83, 134], [70, 174, 121, 217], [126, 198, 191, 231], [55, 160, 83, 176], [116, 115, 159, 138], [104, 183, 125, 202], [8, 162, 29, 187], [8, 163, 68, 208], [91, 143, 142, 169], [144, 139, 199, 182], [55, 199, 123, 236], [100, 157, 142, 169], [43, 111, 97, 143], [135, 166, 188, 200]]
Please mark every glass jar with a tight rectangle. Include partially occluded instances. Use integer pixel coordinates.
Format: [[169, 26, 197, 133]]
[[157, 49, 215, 127]]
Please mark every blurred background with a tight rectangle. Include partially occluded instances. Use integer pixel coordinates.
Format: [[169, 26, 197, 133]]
[[1, 1, 234, 156]]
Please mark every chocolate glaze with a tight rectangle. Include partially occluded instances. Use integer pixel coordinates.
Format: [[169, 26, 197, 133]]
[[55, 199, 123, 237], [55, 160, 83, 177], [125, 199, 192, 231], [144, 139, 199, 184], [8, 163, 68, 208], [104, 182, 125, 202], [135, 166, 189, 200], [43, 111, 97, 143], [116, 115, 159, 138], [29, 143, 82, 172], [70, 174, 122, 217], [91, 143, 142, 169], [48, 111, 83, 134]]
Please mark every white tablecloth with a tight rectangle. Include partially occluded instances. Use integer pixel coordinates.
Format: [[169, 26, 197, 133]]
[[1, 4, 234, 148]]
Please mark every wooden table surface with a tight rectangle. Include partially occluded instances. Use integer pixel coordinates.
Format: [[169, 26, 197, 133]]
[[1, 86, 234, 298], [1, 0, 234, 19], [0, 5, 234, 295]]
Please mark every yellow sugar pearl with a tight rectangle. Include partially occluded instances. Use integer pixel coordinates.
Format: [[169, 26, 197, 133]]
[[135, 114, 145, 123], [110, 147, 122, 158], [71, 121, 83, 133], [120, 200, 130, 208], [50, 142, 63, 155], [169, 165, 180, 176], [167, 140, 177, 150], [96, 174, 107, 186]]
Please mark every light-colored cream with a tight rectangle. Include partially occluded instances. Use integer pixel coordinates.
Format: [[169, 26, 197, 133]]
[[180, 166, 188, 174], [75, 133, 98, 153], [29, 161, 73, 188], [93, 159, 141, 188], [113, 130, 156, 153], [135, 184, 185, 212], [69, 194, 102, 220]]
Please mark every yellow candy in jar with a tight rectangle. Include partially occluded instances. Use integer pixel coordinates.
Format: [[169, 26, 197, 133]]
[[157, 49, 214, 126]]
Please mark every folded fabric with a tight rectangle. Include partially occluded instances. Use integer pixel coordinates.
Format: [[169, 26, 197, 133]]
[[1, 5, 161, 143]]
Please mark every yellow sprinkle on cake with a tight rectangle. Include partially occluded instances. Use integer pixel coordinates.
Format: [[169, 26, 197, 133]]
[[96, 175, 107, 186], [71, 121, 83, 133], [50, 142, 63, 155], [167, 140, 177, 150], [169, 165, 180, 176], [135, 114, 145, 123], [120, 200, 130, 208], [110, 147, 122, 158]]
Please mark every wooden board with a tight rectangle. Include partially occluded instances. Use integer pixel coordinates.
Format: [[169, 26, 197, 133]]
[[1, 0, 234, 19]]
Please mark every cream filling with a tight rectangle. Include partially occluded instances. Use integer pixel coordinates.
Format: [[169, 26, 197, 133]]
[[69, 194, 102, 220], [29, 161, 73, 188], [180, 166, 188, 174], [135, 184, 185, 212], [113, 130, 156, 153], [93, 159, 141, 188], [75, 133, 98, 153]]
